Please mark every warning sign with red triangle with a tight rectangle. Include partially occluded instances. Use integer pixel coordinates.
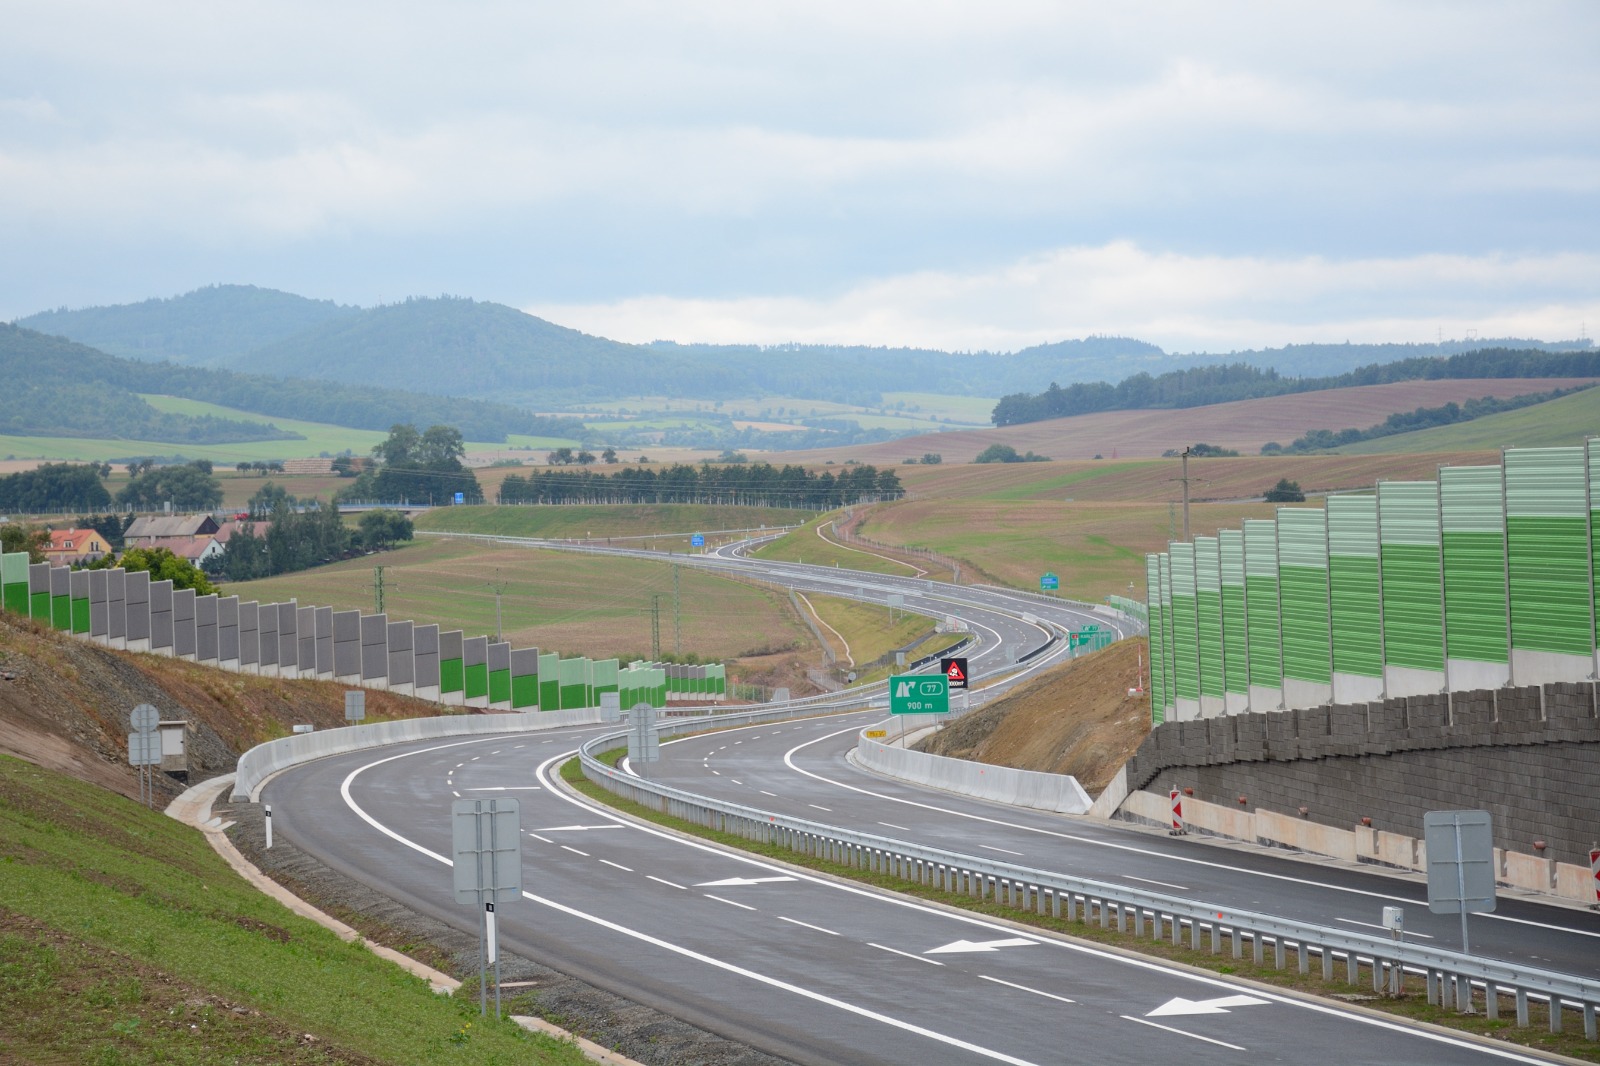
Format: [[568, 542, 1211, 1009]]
[[939, 657, 969, 689]]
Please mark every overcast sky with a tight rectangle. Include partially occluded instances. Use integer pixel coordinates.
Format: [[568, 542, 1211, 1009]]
[[5, 2, 1597, 352]]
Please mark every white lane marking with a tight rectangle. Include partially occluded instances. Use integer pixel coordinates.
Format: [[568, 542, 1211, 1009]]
[[600, 860, 633, 872], [698, 876, 797, 887], [1120, 1015, 1246, 1051], [879, 822, 910, 831], [561, 845, 590, 856], [809, 804, 832, 812], [731, 779, 743, 786], [463, 786, 544, 791], [779, 916, 840, 936], [979, 975, 1075, 1004], [451, 790, 461, 797], [978, 844, 1023, 857], [542, 739, 553, 744], [706, 894, 758, 911], [1336, 917, 1433, 939], [527, 832, 553, 844], [783, 726, 1595, 933], [926, 938, 1036, 955], [536, 825, 624, 832], [870, 943, 943, 966], [712, 770, 721, 775], [491, 750, 501, 755], [760, 790, 778, 797], [1124, 875, 1189, 891], [470, 756, 480, 761], [1148, 994, 1270, 1017], [647, 875, 687, 890], [455, 763, 465, 768], [514, 744, 525, 749]]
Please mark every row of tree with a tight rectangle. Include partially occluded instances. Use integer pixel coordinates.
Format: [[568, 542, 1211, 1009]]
[[990, 348, 1600, 427], [1262, 386, 1590, 454], [206, 503, 412, 581], [337, 424, 483, 506], [496, 463, 902, 508]]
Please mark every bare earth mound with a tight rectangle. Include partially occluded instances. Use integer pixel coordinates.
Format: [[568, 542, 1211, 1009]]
[[918, 638, 1151, 796]]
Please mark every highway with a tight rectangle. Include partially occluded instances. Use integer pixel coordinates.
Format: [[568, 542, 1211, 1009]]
[[264, 535, 1600, 1063]]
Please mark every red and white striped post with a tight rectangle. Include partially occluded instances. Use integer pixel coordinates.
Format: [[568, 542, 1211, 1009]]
[[1169, 789, 1185, 835], [1589, 847, 1599, 909]]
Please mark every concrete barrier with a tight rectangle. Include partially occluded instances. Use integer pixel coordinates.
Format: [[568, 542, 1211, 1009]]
[[855, 732, 1091, 814], [232, 707, 604, 801]]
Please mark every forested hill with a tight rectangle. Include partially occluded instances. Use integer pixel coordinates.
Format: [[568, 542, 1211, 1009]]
[[0, 325, 584, 443], [991, 348, 1600, 426], [17, 284, 357, 365]]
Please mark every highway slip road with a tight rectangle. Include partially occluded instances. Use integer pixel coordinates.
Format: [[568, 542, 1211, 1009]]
[[644, 711, 1600, 982], [266, 726, 1581, 1066]]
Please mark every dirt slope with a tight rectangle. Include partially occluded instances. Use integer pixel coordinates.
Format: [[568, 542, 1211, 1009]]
[[919, 638, 1150, 796], [782, 378, 1595, 464]]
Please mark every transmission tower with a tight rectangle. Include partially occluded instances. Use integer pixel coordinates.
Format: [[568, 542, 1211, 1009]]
[[371, 566, 386, 614], [672, 565, 682, 655], [650, 594, 661, 660], [485, 569, 510, 642]]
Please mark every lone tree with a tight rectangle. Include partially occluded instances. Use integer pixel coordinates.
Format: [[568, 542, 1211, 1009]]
[[1265, 478, 1305, 503]]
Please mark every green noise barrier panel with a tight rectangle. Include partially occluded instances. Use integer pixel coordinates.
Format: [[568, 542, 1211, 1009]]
[[1378, 481, 1445, 673], [1242, 519, 1282, 692], [1, 553, 27, 616], [1218, 529, 1249, 699], [1326, 495, 1382, 679], [539, 652, 560, 712], [1145, 555, 1166, 721], [1158, 553, 1174, 719], [1505, 447, 1593, 658], [1194, 537, 1224, 702], [1439, 465, 1509, 664], [1169, 544, 1198, 705], [1277, 508, 1331, 686]]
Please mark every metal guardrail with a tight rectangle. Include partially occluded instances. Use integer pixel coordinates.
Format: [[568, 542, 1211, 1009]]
[[579, 726, 1600, 1039]]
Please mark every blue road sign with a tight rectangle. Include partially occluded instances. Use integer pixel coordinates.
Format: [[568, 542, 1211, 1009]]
[[454, 492, 465, 504], [691, 533, 705, 547], [1041, 572, 1059, 591]]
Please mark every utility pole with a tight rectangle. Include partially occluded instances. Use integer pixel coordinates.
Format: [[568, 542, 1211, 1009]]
[[1181, 446, 1192, 541], [650, 594, 661, 660], [486, 569, 509, 643], [672, 565, 682, 656]]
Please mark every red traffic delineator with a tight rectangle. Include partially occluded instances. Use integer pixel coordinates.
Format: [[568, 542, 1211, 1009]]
[[1589, 847, 1599, 909], [1169, 789, 1186, 836]]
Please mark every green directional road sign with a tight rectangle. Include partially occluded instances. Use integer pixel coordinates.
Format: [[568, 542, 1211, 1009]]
[[1041, 572, 1059, 591], [889, 674, 949, 715]]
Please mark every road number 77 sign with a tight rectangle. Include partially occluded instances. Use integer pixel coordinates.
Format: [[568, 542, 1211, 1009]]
[[889, 674, 949, 715]]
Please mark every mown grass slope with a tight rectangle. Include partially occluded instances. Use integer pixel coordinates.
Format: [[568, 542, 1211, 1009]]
[[0, 756, 587, 1065]]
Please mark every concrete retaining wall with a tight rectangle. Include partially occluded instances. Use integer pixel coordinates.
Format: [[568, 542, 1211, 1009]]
[[856, 733, 1091, 814], [232, 707, 603, 802]]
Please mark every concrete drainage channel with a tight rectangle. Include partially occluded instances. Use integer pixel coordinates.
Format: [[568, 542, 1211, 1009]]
[[578, 726, 1600, 1041]]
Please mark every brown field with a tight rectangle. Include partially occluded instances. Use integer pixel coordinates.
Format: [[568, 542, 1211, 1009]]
[[779, 378, 1594, 464]]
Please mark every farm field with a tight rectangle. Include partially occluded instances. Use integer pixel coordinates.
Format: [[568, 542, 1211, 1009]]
[[416, 503, 814, 550], [1337, 385, 1600, 453], [776, 378, 1597, 465], [222, 536, 816, 668], [752, 513, 927, 577]]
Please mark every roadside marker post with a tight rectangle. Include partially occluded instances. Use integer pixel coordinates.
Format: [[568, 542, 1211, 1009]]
[[453, 798, 521, 1018], [264, 804, 273, 849], [1169, 789, 1186, 835], [1590, 847, 1599, 910]]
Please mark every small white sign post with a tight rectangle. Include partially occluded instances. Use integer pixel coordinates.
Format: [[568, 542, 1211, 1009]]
[[453, 797, 521, 1017], [344, 690, 365, 722], [1425, 809, 1496, 1011], [629, 703, 660, 770], [128, 704, 161, 807]]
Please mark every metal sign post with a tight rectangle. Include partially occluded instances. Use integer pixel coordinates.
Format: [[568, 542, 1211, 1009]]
[[628, 703, 661, 770], [344, 690, 365, 722], [1424, 809, 1496, 998], [452, 798, 521, 1018]]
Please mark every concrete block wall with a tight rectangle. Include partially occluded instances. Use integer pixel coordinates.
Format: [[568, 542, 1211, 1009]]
[[1123, 681, 1600, 877]]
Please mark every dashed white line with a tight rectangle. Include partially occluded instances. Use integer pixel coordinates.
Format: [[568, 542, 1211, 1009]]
[[711, 770, 721, 775], [451, 790, 461, 797], [778, 916, 839, 936], [561, 846, 590, 857], [1124, 875, 1189, 891], [600, 859, 634, 872], [527, 832, 553, 844], [647, 875, 686, 890], [979, 976, 1075, 1004], [731, 779, 743, 785], [879, 822, 910, 831], [1121, 1015, 1245, 1051], [870, 943, 942, 966], [705, 894, 757, 911], [809, 804, 832, 812], [979, 844, 1023, 856]]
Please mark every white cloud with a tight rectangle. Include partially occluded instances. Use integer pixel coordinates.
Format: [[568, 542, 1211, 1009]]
[[527, 242, 1600, 352]]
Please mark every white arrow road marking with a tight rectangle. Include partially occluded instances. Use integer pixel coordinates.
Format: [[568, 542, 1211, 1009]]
[[925, 937, 1037, 955], [535, 824, 624, 831], [696, 876, 798, 887], [1146, 994, 1271, 1017]]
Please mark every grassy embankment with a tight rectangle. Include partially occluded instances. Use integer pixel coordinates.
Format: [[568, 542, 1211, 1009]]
[[798, 592, 963, 684], [558, 735, 1598, 1064], [1337, 385, 1600, 453], [750, 512, 928, 577], [415, 502, 815, 555], [0, 756, 587, 1065]]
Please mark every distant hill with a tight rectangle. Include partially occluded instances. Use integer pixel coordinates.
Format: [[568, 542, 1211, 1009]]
[[17, 284, 357, 366], [0, 324, 585, 445]]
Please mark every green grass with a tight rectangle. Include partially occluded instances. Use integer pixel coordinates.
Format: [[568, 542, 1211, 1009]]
[[879, 392, 997, 425], [1333, 388, 1600, 454], [802, 593, 943, 672], [751, 514, 923, 576], [561, 755, 1600, 1063], [415, 503, 815, 546], [0, 756, 588, 1065]]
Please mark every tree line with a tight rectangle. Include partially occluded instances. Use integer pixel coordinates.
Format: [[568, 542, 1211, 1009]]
[[1262, 385, 1592, 453], [496, 463, 902, 508], [990, 348, 1600, 427]]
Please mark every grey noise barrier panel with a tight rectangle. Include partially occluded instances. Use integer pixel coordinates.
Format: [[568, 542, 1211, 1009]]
[[107, 567, 125, 643], [314, 606, 334, 677], [276, 603, 298, 678], [298, 605, 318, 675], [238, 601, 260, 668], [149, 579, 174, 654], [89, 569, 108, 639], [258, 603, 279, 670], [579, 722, 1600, 1039], [361, 613, 388, 682], [414, 624, 441, 693], [218, 596, 240, 664], [173, 588, 196, 659], [333, 609, 361, 680], [196, 594, 219, 663], [387, 620, 414, 688], [124, 571, 149, 648]]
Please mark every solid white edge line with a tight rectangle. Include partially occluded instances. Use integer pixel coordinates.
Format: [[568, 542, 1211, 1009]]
[[1120, 1015, 1246, 1051], [978, 976, 1075, 1005]]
